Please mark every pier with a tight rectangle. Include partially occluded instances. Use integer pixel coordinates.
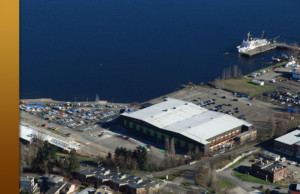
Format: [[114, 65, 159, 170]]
[[241, 42, 300, 57]]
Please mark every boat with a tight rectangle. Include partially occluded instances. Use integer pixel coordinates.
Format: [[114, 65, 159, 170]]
[[285, 56, 296, 67], [237, 31, 270, 53]]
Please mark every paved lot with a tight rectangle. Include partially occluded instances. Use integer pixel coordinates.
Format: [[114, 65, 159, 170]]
[[147, 85, 285, 133], [20, 111, 164, 161]]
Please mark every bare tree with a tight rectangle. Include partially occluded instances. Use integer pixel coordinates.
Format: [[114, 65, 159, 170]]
[[233, 64, 239, 78], [268, 116, 276, 137], [169, 138, 176, 156], [222, 69, 226, 80], [164, 138, 170, 153], [227, 66, 232, 79]]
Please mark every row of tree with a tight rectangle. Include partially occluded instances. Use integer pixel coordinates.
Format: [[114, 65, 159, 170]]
[[31, 141, 80, 177], [104, 146, 148, 171], [222, 64, 243, 80]]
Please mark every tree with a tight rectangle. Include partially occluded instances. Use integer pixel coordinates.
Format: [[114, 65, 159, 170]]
[[67, 149, 80, 173], [133, 147, 147, 170], [268, 116, 276, 137], [169, 138, 176, 156], [233, 64, 238, 78], [164, 138, 170, 153], [105, 152, 113, 167], [31, 141, 56, 173], [194, 163, 216, 191]]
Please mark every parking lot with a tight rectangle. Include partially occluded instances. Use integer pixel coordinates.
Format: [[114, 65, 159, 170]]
[[19, 99, 165, 161], [148, 85, 285, 133]]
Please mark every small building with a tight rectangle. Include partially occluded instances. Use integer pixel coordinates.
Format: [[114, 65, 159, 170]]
[[251, 160, 287, 183], [252, 79, 264, 86], [19, 125, 81, 154], [289, 183, 300, 194], [20, 176, 38, 193], [235, 130, 257, 145], [274, 130, 300, 158], [259, 151, 281, 161]]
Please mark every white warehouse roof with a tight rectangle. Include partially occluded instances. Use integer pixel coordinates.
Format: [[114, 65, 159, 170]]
[[275, 129, 300, 146], [121, 98, 252, 145]]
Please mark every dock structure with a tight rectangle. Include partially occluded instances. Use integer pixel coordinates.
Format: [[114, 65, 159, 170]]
[[241, 42, 300, 57]]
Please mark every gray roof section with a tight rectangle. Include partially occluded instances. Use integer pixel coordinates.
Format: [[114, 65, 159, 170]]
[[275, 129, 300, 146], [122, 98, 252, 144]]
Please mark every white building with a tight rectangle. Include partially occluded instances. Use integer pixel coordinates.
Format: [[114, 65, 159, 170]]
[[252, 79, 264, 86], [274, 130, 300, 158], [120, 98, 252, 155]]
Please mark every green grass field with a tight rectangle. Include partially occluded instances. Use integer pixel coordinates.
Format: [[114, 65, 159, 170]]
[[45, 128, 68, 137], [214, 78, 276, 97], [56, 152, 94, 162], [233, 171, 288, 187]]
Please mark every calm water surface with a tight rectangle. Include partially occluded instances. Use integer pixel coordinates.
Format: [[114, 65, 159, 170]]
[[20, 0, 300, 102]]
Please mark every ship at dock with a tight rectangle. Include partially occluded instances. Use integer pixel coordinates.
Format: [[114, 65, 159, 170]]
[[237, 31, 271, 54]]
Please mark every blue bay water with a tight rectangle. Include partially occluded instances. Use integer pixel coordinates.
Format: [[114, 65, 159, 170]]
[[20, 0, 300, 102]]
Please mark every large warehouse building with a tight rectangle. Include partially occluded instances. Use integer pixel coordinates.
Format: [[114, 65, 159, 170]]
[[274, 129, 300, 158], [120, 98, 253, 155]]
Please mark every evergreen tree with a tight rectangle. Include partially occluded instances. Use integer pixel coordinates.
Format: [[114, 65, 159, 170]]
[[133, 147, 147, 170], [67, 149, 80, 173], [31, 141, 56, 173]]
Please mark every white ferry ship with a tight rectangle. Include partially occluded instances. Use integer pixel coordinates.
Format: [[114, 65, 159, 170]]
[[237, 32, 270, 53]]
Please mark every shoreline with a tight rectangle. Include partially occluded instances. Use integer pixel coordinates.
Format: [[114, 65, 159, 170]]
[[20, 58, 294, 105]]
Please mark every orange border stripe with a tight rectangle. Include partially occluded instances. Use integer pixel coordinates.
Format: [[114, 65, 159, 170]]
[[0, 0, 19, 192]]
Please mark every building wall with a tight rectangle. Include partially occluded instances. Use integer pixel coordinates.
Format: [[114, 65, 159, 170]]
[[274, 141, 299, 157], [251, 163, 287, 183], [236, 130, 257, 145], [120, 115, 245, 155], [292, 72, 300, 80], [273, 167, 288, 182]]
